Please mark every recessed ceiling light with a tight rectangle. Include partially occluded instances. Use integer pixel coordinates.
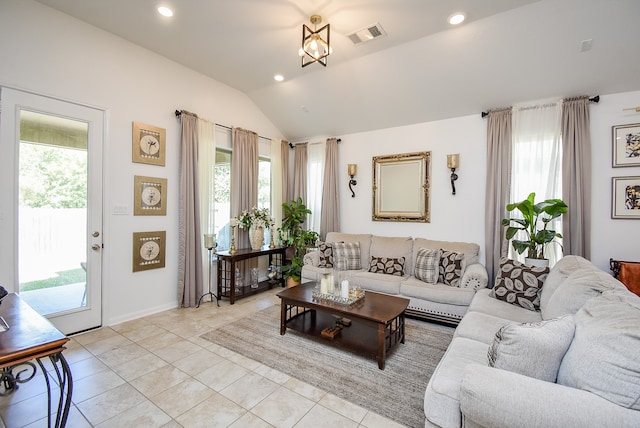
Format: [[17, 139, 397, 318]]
[[448, 13, 465, 25], [274, 74, 284, 82], [158, 6, 174, 17]]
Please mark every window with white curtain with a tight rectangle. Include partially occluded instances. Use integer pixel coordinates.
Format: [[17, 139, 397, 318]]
[[510, 101, 563, 265], [307, 141, 325, 233]]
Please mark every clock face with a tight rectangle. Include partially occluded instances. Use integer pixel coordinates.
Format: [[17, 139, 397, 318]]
[[140, 241, 160, 261], [140, 134, 160, 155], [141, 186, 161, 206]]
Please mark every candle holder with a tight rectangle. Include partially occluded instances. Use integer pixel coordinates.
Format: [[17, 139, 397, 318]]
[[269, 222, 276, 249], [230, 225, 237, 254], [197, 234, 219, 308]]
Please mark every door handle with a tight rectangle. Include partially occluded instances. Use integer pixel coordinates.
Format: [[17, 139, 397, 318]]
[[92, 244, 101, 251]]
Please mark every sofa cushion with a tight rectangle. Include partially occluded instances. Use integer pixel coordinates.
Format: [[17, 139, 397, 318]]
[[467, 289, 543, 322], [491, 257, 549, 311], [367, 256, 405, 276], [539, 255, 594, 313], [325, 232, 372, 270], [414, 238, 480, 270], [557, 290, 640, 410], [351, 271, 403, 295], [454, 310, 542, 344], [317, 241, 334, 268], [333, 242, 361, 270], [414, 247, 441, 284], [542, 268, 626, 319], [401, 278, 476, 306], [370, 235, 414, 274], [487, 315, 575, 383], [424, 337, 489, 428], [439, 250, 465, 287]]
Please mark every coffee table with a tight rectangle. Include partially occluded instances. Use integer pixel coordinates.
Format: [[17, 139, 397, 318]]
[[277, 282, 409, 370]]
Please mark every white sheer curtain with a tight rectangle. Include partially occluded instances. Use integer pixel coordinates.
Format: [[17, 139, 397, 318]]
[[307, 142, 325, 233], [510, 100, 563, 265], [198, 119, 216, 284]]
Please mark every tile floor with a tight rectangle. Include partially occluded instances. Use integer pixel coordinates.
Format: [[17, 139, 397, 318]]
[[0, 289, 408, 428]]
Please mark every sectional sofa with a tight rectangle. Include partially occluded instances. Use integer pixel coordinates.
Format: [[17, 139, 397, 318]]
[[424, 255, 640, 427], [301, 232, 488, 324]]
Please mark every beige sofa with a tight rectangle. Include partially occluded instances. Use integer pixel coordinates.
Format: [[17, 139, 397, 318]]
[[301, 232, 489, 324], [424, 255, 640, 427]]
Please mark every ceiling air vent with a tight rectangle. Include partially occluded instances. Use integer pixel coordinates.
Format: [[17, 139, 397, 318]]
[[347, 23, 386, 45]]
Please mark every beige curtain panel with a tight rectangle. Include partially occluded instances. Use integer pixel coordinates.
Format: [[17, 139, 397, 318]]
[[320, 138, 340, 239]]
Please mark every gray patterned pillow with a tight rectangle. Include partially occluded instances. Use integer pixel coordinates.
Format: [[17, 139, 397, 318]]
[[333, 242, 361, 270], [414, 248, 441, 284], [491, 257, 549, 311], [317, 241, 334, 268], [368, 256, 405, 276], [439, 250, 465, 287]]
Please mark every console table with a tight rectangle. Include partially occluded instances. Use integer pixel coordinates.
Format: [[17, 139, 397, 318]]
[[217, 246, 286, 304], [0, 293, 72, 427]]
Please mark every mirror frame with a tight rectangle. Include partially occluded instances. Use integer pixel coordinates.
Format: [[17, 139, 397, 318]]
[[372, 151, 431, 222]]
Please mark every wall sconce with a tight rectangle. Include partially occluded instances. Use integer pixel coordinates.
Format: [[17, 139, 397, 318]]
[[348, 164, 357, 197], [447, 154, 459, 195]]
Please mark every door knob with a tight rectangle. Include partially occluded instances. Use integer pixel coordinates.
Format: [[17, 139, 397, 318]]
[[92, 244, 101, 251], [92, 231, 100, 237]]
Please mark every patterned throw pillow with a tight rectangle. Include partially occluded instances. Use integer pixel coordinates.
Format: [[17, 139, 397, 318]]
[[414, 248, 441, 284], [491, 257, 549, 311], [317, 241, 334, 268], [439, 250, 465, 287], [368, 256, 405, 276], [333, 242, 361, 270]]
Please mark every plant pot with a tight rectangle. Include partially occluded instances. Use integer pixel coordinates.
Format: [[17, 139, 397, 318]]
[[286, 277, 301, 288], [525, 257, 549, 268], [249, 226, 264, 251]]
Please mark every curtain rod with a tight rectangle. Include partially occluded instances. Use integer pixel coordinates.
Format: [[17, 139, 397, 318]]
[[174, 109, 272, 141], [480, 95, 600, 118], [288, 139, 342, 149]]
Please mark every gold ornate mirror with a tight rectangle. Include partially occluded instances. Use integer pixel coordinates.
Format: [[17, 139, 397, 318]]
[[372, 151, 431, 222]]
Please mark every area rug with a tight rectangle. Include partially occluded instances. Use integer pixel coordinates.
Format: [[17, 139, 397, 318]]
[[201, 305, 454, 427]]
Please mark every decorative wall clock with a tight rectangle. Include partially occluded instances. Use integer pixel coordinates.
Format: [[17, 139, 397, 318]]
[[132, 121, 166, 166], [132, 231, 166, 272], [134, 175, 167, 215]]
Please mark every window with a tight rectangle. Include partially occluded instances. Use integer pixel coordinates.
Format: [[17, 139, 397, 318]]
[[214, 148, 232, 250], [258, 154, 272, 243]]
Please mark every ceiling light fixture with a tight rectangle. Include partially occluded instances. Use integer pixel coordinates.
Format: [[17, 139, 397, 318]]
[[298, 15, 331, 67], [158, 6, 173, 17], [274, 74, 284, 82], [448, 13, 465, 25]]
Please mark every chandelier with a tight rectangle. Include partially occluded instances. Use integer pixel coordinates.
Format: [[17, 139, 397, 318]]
[[298, 15, 331, 67]]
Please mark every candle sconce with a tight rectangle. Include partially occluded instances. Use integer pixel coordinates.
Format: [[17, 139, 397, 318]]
[[348, 164, 357, 198], [447, 154, 459, 195]]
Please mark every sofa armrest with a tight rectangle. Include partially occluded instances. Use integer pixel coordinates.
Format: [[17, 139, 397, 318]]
[[303, 251, 320, 267], [460, 263, 488, 290], [460, 364, 640, 428]]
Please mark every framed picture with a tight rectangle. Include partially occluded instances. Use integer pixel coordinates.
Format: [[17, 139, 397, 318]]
[[612, 176, 640, 219], [134, 175, 167, 216], [132, 121, 166, 166], [612, 123, 640, 167], [133, 231, 166, 272]]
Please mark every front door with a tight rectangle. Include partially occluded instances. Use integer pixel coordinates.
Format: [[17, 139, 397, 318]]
[[0, 87, 104, 334]]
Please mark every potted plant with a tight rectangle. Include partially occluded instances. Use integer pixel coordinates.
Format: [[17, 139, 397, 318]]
[[278, 198, 317, 286], [502, 192, 567, 266]]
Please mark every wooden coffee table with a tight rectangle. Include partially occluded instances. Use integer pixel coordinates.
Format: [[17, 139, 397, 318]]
[[277, 282, 409, 370]]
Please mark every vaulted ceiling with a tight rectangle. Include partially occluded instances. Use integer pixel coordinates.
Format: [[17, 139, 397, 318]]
[[35, 0, 640, 141]]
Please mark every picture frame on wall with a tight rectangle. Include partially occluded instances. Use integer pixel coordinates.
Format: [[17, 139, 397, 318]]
[[612, 176, 640, 219], [132, 231, 166, 272], [134, 175, 167, 216], [132, 121, 166, 166], [612, 123, 640, 167]]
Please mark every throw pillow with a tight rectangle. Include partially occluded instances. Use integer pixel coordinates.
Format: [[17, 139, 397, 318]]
[[439, 250, 465, 287], [368, 256, 405, 276], [487, 315, 575, 383], [317, 241, 334, 268], [333, 242, 361, 270], [414, 247, 441, 284], [491, 257, 549, 311], [557, 290, 640, 410]]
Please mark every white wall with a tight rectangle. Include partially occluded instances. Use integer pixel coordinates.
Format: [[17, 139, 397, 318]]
[[0, 0, 284, 325]]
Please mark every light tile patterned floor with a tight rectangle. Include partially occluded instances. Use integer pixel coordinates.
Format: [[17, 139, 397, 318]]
[[0, 289, 408, 427]]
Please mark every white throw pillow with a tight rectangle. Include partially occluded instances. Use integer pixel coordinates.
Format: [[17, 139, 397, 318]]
[[487, 315, 575, 383], [414, 247, 440, 284], [557, 290, 640, 410]]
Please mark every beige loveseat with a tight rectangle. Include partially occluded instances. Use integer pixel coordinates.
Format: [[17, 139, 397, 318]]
[[301, 232, 489, 324], [424, 255, 640, 427]]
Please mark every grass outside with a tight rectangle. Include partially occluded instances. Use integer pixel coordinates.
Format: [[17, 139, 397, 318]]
[[20, 268, 86, 291]]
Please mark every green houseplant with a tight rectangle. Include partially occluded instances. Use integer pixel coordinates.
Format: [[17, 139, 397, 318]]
[[502, 192, 567, 261], [278, 197, 317, 284]]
